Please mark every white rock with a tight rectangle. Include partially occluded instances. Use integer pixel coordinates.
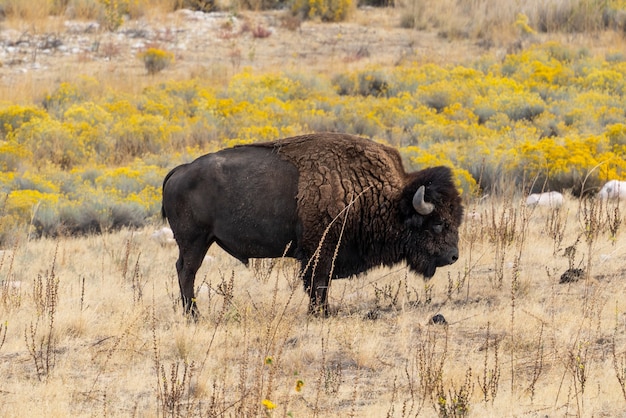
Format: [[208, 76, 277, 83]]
[[151, 227, 176, 246], [598, 180, 626, 199], [526, 191, 564, 208]]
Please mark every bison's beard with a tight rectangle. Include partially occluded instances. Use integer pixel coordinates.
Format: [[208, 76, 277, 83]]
[[412, 253, 456, 280], [424, 263, 437, 279], [408, 259, 437, 280]]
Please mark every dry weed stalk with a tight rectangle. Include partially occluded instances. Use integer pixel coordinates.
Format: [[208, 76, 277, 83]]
[[488, 199, 517, 288], [1, 240, 20, 311], [460, 203, 486, 301], [251, 258, 275, 284], [555, 282, 606, 415], [158, 361, 195, 418], [121, 235, 133, 281], [414, 326, 448, 411], [545, 206, 568, 256], [576, 197, 611, 320], [0, 319, 6, 352], [478, 322, 500, 404], [569, 341, 590, 398], [446, 270, 467, 303], [436, 367, 473, 418], [152, 301, 196, 417], [348, 369, 361, 418], [166, 271, 185, 314], [386, 376, 400, 418], [509, 201, 531, 391], [235, 309, 253, 416], [79, 275, 86, 312], [258, 261, 302, 407], [400, 361, 421, 416], [24, 244, 59, 382], [88, 309, 146, 399], [215, 270, 236, 319], [312, 332, 329, 415], [577, 196, 621, 281], [604, 198, 622, 241], [528, 322, 545, 402], [424, 282, 433, 305], [612, 305, 626, 401], [182, 281, 234, 416], [131, 252, 144, 306], [373, 279, 403, 310]]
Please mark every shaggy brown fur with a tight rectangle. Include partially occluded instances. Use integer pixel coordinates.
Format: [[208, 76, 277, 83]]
[[253, 133, 406, 253], [248, 133, 462, 309]]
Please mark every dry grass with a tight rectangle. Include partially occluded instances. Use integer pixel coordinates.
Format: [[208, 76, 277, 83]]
[[1, 195, 626, 416], [2, 3, 626, 416]]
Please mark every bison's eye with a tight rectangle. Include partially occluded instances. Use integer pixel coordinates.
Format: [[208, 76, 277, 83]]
[[432, 223, 443, 234]]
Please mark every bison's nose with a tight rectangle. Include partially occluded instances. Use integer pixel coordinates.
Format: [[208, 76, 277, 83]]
[[436, 247, 459, 267], [443, 248, 459, 265], [450, 248, 459, 263]]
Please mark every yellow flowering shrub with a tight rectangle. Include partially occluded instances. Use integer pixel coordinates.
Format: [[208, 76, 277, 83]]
[[0, 140, 30, 171], [581, 68, 624, 92], [226, 71, 315, 102], [6, 189, 60, 219], [8, 116, 83, 169], [43, 82, 85, 118], [138, 48, 175, 75], [404, 145, 477, 195], [606, 123, 626, 146], [291, 0, 353, 22], [99, 0, 129, 31], [2, 40, 626, 240], [110, 113, 182, 162], [0, 105, 47, 138], [0, 171, 15, 191], [104, 98, 139, 118]]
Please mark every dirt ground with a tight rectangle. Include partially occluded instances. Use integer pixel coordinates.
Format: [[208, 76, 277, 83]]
[[0, 7, 621, 102], [0, 7, 507, 100]]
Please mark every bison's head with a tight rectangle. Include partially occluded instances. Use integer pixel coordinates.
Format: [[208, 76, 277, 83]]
[[399, 166, 464, 279]]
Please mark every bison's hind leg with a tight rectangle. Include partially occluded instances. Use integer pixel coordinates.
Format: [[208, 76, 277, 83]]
[[176, 233, 213, 319]]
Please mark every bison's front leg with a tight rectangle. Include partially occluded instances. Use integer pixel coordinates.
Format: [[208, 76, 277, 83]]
[[303, 269, 331, 316]]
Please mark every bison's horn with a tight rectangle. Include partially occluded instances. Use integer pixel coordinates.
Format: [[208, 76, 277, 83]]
[[413, 186, 435, 215]]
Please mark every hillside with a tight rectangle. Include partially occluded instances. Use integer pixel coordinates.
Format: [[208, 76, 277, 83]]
[[0, 7, 620, 101]]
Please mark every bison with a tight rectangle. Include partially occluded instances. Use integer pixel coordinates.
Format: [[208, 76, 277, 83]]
[[161, 133, 464, 317]]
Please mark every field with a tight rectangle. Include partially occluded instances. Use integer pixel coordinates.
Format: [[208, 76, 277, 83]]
[[2, 195, 626, 417], [2, 1, 626, 417]]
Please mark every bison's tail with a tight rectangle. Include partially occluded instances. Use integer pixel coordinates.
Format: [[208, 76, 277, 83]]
[[161, 166, 180, 221]]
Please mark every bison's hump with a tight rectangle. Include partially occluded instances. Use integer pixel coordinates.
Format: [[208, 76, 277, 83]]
[[245, 133, 412, 255], [258, 133, 406, 217]]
